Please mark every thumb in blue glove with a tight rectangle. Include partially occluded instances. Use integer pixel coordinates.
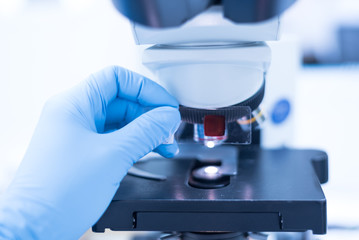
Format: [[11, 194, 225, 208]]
[[0, 66, 181, 240]]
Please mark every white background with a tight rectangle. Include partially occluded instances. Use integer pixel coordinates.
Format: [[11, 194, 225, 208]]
[[0, 0, 359, 239]]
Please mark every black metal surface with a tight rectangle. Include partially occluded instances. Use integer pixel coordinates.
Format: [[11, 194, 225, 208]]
[[112, 0, 297, 28], [93, 144, 327, 234]]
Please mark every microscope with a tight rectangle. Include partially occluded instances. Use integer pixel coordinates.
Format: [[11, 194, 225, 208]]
[[93, 1, 328, 239]]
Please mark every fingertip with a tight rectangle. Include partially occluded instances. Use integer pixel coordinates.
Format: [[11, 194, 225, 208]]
[[154, 141, 179, 158], [106, 105, 182, 161], [151, 106, 181, 134]]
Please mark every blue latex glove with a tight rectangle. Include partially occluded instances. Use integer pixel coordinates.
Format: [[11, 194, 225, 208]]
[[0, 66, 181, 240]]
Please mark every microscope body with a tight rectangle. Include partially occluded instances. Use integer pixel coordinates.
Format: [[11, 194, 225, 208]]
[[93, 1, 328, 238]]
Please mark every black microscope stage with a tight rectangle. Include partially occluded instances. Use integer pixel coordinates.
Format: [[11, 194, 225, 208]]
[[93, 144, 328, 234]]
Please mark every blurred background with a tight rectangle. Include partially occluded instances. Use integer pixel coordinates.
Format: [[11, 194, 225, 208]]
[[0, 0, 359, 239]]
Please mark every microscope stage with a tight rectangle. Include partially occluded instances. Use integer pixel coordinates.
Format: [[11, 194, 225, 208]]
[[93, 145, 327, 234]]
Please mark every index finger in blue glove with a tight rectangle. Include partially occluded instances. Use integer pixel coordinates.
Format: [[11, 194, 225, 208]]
[[105, 98, 180, 158], [105, 106, 181, 167], [85, 66, 178, 109]]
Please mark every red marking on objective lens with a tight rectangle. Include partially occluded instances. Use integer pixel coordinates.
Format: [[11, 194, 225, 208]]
[[204, 115, 225, 136]]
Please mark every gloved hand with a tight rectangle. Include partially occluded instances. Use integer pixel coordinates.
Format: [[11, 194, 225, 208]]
[[0, 66, 181, 240]]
